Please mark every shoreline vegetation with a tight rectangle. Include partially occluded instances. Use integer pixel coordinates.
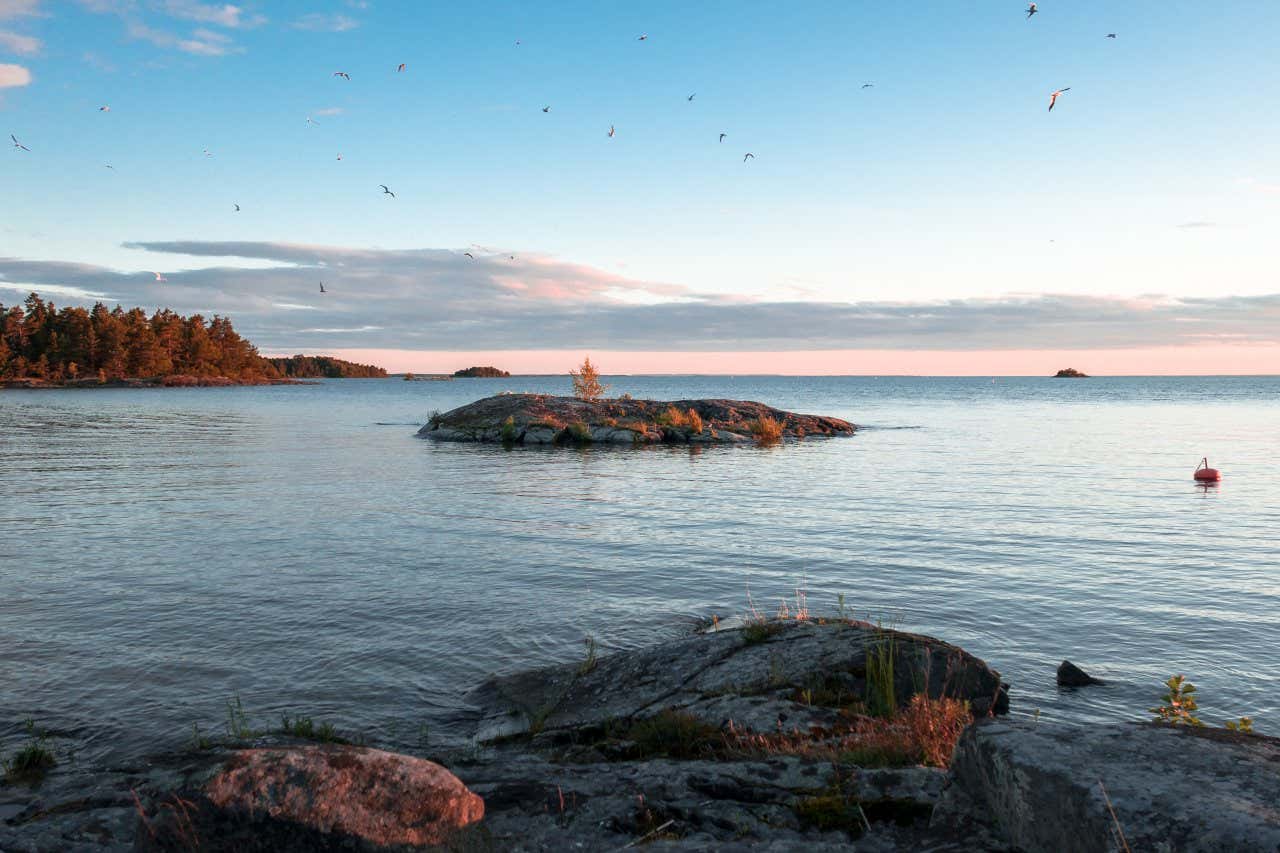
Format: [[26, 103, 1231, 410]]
[[0, 294, 388, 388]]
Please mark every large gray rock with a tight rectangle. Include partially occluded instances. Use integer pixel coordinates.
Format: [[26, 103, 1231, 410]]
[[934, 719, 1280, 852], [468, 620, 1009, 744]]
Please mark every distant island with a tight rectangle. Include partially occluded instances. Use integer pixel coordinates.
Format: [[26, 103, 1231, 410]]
[[1053, 368, 1090, 378], [453, 366, 510, 378], [0, 293, 384, 388], [265, 355, 387, 379]]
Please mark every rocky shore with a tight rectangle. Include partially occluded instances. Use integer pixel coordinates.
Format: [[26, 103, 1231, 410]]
[[3, 620, 1276, 851], [418, 394, 856, 446]]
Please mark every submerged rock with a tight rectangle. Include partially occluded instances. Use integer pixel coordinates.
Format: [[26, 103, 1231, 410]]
[[935, 719, 1280, 851], [1057, 660, 1104, 687], [417, 394, 855, 446]]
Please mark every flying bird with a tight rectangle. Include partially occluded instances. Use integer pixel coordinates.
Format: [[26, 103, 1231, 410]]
[[861, 82, 875, 89], [637, 34, 648, 41], [687, 93, 696, 102], [319, 281, 326, 293], [234, 204, 240, 212], [1106, 33, 1117, 38], [380, 184, 395, 197], [464, 252, 474, 259], [515, 39, 521, 46], [333, 71, 350, 80], [203, 148, 213, 157], [1048, 87, 1070, 112], [104, 164, 115, 170], [719, 133, 726, 143], [152, 272, 167, 282], [11, 134, 30, 151], [306, 116, 319, 126], [1026, 3, 1037, 18], [542, 105, 551, 112], [337, 153, 342, 160], [607, 124, 615, 138], [743, 152, 754, 162], [397, 63, 406, 72], [99, 105, 110, 112]]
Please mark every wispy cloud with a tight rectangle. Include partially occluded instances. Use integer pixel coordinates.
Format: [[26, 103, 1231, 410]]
[[313, 106, 343, 116], [0, 30, 40, 54], [0, 0, 42, 20], [290, 12, 357, 32], [156, 1, 265, 28], [0, 61, 31, 86], [1176, 221, 1217, 229], [3, 241, 1280, 353], [126, 19, 241, 55]]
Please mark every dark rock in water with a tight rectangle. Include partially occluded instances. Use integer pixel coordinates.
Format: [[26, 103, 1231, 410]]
[[934, 719, 1280, 851], [1053, 368, 1090, 378], [1057, 659, 1104, 687], [417, 393, 855, 446]]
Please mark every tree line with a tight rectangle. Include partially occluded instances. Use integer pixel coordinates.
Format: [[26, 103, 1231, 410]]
[[264, 355, 387, 378], [0, 293, 384, 383]]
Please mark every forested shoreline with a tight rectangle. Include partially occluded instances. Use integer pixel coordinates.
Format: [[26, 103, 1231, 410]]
[[0, 293, 383, 386], [264, 355, 387, 378]]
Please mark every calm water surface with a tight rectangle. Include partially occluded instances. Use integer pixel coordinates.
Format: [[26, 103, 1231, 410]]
[[2, 376, 1278, 764]]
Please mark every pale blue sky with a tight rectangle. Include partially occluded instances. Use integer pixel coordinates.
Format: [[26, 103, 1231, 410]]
[[3, 1, 1280, 368]]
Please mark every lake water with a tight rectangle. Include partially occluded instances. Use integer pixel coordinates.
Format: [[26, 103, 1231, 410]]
[[2, 375, 1278, 765]]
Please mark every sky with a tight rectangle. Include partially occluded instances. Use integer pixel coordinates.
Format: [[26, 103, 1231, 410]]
[[2, 1, 1279, 374]]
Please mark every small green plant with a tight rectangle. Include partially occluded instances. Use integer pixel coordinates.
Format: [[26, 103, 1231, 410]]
[[566, 421, 592, 443], [577, 635, 599, 676], [837, 593, 848, 621], [2, 719, 56, 783], [225, 694, 255, 739], [1225, 717, 1254, 734], [426, 409, 442, 426], [1150, 675, 1203, 727], [865, 629, 898, 718], [499, 415, 518, 443], [280, 713, 347, 743], [793, 791, 868, 835], [624, 711, 721, 759], [741, 619, 784, 644], [190, 722, 215, 750]]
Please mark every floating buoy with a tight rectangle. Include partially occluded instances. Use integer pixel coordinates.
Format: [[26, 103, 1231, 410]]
[[1193, 458, 1221, 482]]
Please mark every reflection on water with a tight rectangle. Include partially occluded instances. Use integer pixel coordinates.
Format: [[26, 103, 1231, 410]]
[[1, 376, 1278, 764]]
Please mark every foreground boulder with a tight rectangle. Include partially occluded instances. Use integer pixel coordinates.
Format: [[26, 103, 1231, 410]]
[[934, 719, 1280, 851], [417, 394, 855, 445], [1056, 660, 1104, 687], [136, 745, 483, 851]]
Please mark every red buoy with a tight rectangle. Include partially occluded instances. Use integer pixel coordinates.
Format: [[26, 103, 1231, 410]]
[[1194, 458, 1221, 482]]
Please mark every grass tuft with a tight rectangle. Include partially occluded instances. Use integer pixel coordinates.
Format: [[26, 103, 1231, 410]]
[[746, 415, 783, 444], [624, 710, 722, 760], [2, 719, 57, 784], [280, 713, 348, 744]]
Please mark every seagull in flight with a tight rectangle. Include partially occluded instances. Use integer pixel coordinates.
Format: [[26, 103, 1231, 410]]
[[1048, 87, 1070, 112], [203, 148, 213, 157], [542, 105, 551, 112], [337, 152, 343, 160], [234, 204, 240, 212], [306, 116, 319, 126], [1106, 33, 1117, 38], [397, 63, 406, 72], [743, 152, 754, 162], [687, 93, 696, 102], [637, 34, 648, 41], [152, 272, 167, 282], [334, 71, 350, 80], [1026, 3, 1037, 18], [319, 281, 326, 293], [380, 184, 395, 197], [464, 252, 474, 259], [104, 164, 115, 170], [719, 133, 726, 143], [861, 82, 875, 89], [11, 134, 30, 151], [99, 105, 110, 112], [608, 124, 615, 138]]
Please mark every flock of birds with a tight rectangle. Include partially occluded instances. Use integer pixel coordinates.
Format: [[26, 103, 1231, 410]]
[[9, 5, 1118, 291]]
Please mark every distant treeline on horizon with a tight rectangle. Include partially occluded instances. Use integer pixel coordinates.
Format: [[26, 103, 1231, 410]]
[[1, 293, 385, 383]]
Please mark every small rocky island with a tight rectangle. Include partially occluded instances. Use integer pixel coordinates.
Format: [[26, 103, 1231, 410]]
[[453, 366, 511, 378], [417, 394, 855, 445], [1053, 367, 1090, 378]]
